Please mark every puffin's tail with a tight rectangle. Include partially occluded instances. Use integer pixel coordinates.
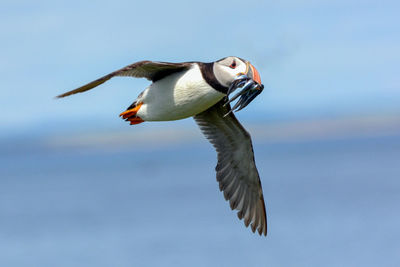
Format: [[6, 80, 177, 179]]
[[119, 101, 144, 125]]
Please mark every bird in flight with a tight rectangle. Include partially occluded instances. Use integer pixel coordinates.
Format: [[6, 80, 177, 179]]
[[57, 56, 267, 236]]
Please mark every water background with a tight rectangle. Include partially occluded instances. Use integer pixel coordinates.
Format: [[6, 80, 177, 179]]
[[1, 132, 399, 266]]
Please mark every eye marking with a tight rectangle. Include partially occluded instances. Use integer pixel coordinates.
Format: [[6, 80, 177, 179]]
[[229, 60, 237, 69]]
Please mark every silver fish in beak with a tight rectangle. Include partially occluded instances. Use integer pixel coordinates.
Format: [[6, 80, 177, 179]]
[[224, 62, 264, 116]]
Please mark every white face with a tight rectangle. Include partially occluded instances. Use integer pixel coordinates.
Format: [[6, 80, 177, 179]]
[[213, 56, 248, 87]]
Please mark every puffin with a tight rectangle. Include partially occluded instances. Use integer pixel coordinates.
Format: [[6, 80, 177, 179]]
[[57, 56, 267, 236]]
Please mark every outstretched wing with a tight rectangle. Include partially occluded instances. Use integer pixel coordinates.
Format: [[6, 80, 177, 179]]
[[56, 61, 192, 98], [193, 101, 267, 236]]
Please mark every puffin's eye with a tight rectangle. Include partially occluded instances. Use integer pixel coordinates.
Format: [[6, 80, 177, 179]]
[[229, 60, 237, 69]]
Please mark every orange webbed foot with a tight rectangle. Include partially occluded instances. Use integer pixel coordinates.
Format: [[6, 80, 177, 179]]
[[119, 102, 144, 125]]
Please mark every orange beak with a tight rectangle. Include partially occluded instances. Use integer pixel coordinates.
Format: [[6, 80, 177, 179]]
[[246, 62, 262, 86]]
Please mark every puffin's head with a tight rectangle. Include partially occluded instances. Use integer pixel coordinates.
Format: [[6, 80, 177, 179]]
[[213, 56, 262, 88], [214, 56, 264, 114]]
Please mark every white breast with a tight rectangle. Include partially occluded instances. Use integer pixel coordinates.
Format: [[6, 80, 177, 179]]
[[136, 64, 225, 121]]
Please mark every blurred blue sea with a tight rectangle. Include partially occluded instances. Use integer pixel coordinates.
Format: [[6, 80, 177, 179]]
[[1, 130, 399, 266]]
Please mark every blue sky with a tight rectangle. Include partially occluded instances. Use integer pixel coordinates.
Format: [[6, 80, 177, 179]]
[[1, 0, 399, 136]]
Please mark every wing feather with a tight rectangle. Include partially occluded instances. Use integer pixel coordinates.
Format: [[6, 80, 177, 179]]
[[194, 101, 267, 236], [56, 60, 192, 98]]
